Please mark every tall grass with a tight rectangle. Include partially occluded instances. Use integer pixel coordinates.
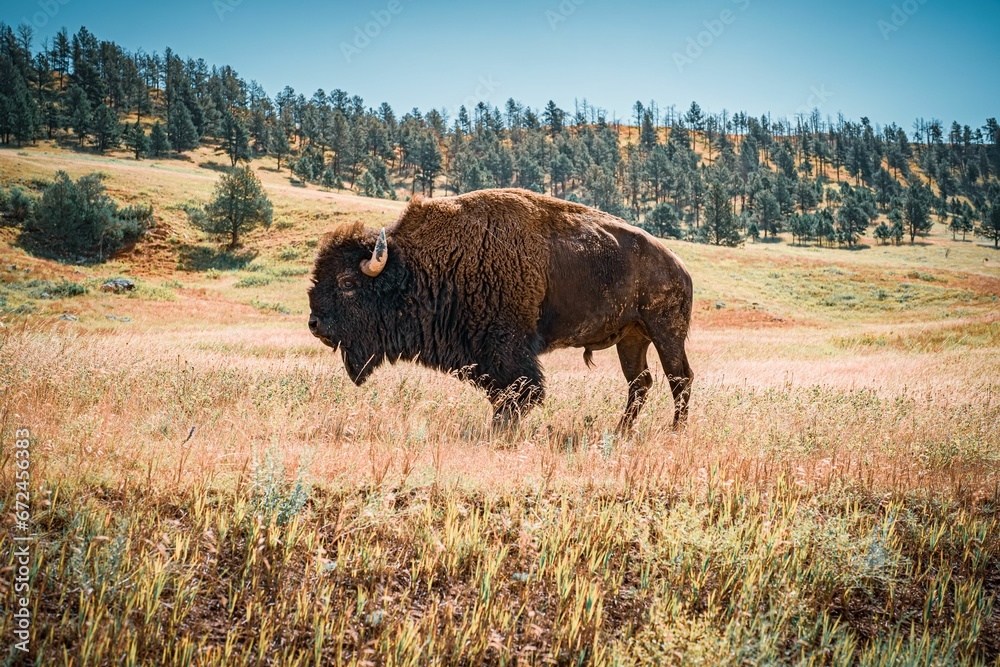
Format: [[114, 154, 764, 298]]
[[1, 318, 998, 665]]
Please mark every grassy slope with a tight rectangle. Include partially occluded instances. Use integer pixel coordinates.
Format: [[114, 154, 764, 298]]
[[1, 143, 999, 665]]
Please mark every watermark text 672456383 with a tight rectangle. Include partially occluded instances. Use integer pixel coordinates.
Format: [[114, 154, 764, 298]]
[[10, 428, 33, 654]]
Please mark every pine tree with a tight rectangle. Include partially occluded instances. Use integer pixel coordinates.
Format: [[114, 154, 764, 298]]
[[416, 132, 442, 196], [700, 180, 742, 246], [643, 203, 683, 239], [196, 166, 273, 248], [888, 208, 904, 245], [891, 218, 904, 245], [3, 75, 39, 146], [583, 164, 620, 215], [359, 171, 377, 197], [149, 121, 171, 158], [221, 111, 251, 166], [948, 214, 962, 241], [66, 85, 92, 146], [320, 166, 343, 190], [123, 120, 149, 159], [836, 187, 876, 247], [167, 100, 199, 152], [344, 124, 367, 188], [902, 183, 934, 244], [293, 155, 315, 184], [644, 145, 669, 204], [959, 211, 975, 241], [789, 213, 816, 245], [684, 102, 705, 154], [92, 104, 122, 153], [269, 128, 290, 171], [873, 221, 892, 245], [684, 102, 704, 133], [978, 201, 1000, 249], [755, 190, 781, 239], [639, 112, 658, 150], [544, 151, 567, 196], [873, 168, 897, 209], [451, 148, 490, 194], [795, 179, 820, 213], [364, 156, 394, 198], [543, 101, 564, 137]]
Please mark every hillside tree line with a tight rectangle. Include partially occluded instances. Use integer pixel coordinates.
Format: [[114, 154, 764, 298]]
[[2, 23, 1000, 248]]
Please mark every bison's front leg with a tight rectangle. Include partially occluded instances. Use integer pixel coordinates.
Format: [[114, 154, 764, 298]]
[[476, 330, 547, 431], [479, 340, 546, 431], [490, 376, 545, 430]]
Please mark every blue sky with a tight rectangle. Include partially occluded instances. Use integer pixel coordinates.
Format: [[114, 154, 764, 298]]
[[13, 0, 999, 128]]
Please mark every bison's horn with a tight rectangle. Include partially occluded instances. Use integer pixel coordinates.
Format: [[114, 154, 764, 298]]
[[360, 228, 388, 277]]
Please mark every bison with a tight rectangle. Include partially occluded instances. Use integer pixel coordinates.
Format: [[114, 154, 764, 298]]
[[308, 188, 693, 431]]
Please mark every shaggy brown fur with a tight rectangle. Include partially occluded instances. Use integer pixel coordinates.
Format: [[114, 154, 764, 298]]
[[309, 188, 693, 430]]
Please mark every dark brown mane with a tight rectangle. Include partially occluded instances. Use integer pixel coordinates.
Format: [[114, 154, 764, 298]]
[[316, 220, 369, 262]]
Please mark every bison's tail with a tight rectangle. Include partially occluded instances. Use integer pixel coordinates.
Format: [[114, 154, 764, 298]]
[[583, 348, 595, 369]]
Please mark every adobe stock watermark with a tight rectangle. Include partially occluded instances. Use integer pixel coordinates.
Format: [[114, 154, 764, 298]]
[[673, 0, 751, 74], [796, 85, 834, 115], [341, 0, 404, 64], [10, 428, 33, 655], [213, 0, 243, 21], [545, 0, 586, 31], [21, 0, 71, 30], [877, 0, 929, 40], [448, 76, 502, 122]]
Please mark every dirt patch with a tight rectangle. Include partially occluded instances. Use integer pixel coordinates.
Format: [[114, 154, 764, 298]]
[[694, 300, 799, 328], [110, 217, 179, 276]]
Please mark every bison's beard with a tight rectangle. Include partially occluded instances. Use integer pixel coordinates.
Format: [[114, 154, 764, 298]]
[[342, 345, 381, 385]]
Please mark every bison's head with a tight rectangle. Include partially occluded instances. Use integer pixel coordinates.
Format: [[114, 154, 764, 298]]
[[308, 222, 405, 384]]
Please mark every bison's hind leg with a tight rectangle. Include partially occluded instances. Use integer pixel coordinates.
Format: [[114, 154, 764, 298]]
[[649, 334, 693, 430], [615, 332, 653, 432]]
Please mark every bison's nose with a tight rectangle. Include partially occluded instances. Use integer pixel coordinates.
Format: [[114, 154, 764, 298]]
[[308, 316, 319, 333]]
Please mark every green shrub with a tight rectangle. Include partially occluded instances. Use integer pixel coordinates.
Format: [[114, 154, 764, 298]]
[[23, 171, 153, 260], [249, 449, 310, 526], [251, 298, 292, 315], [18, 279, 89, 299], [234, 274, 272, 288], [274, 265, 308, 277], [185, 205, 208, 229], [1, 185, 36, 225]]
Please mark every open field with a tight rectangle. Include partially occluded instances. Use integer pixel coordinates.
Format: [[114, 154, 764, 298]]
[[1, 144, 999, 665]]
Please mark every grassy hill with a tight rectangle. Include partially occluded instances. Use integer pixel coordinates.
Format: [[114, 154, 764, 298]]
[[1, 143, 999, 664]]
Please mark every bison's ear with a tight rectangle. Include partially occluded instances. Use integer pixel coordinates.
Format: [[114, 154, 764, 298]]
[[360, 228, 388, 277]]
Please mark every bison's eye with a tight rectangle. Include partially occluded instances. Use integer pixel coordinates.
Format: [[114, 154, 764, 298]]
[[340, 279, 356, 290]]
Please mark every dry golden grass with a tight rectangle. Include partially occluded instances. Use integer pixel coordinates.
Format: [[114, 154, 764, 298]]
[[1, 144, 999, 665]]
